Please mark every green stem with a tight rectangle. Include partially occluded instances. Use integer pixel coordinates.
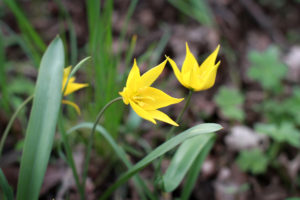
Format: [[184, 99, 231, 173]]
[[82, 97, 123, 191], [0, 95, 33, 158], [167, 90, 193, 139], [58, 113, 84, 200]]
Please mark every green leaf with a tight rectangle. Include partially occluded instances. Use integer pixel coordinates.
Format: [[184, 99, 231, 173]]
[[214, 86, 245, 122], [16, 37, 64, 200], [168, 0, 215, 27], [0, 169, 14, 200], [284, 87, 300, 125], [236, 149, 268, 174], [180, 135, 215, 199], [7, 77, 35, 95], [247, 45, 287, 92], [99, 123, 222, 200], [68, 122, 156, 200], [163, 133, 215, 192], [255, 122, 300, 148]]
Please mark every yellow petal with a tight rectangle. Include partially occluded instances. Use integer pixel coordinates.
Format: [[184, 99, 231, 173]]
[[126, 59, 141, 91], [140, 60, 166, 87], [137, 87, 184, 110], [198, 45, 220, 75], [182, 42, 199, 76], [119, 88, 130, 105], [63, 66, 72, 79], [62, 99, 81, 115], [148, 110, 179, 126], [64, 81, 89, 96], [166, 56, 185, 86], [194, 61, 221, 91], [129, 99, 156, 124]]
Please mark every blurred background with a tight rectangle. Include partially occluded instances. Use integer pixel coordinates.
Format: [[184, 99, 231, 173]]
[[0, 0, 300, 199]]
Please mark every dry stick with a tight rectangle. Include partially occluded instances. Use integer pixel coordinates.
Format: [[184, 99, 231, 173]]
[[82, 97, 123, 193]]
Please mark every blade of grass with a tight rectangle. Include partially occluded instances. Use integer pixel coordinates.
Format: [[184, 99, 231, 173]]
[[181, 135, 215, 200], [0, 30, 10, 113], [0, 21, 40, 66], [168, 0, 215, 27], [0, 95, 33, 158], [3, 0, 46, 52], [99, 123, 222, 200], [124, 35, 137, 71], [16, 37, 64, 200], [0, 169, 14, 200], [163, 133, 215, 192], [54, 0, 78, 66], [67, 122, 156, 200], [149, 26, 171, 67], [116, 0, 139, 64]]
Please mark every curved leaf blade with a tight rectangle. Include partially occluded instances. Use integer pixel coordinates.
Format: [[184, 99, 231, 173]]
[[163, 133, 215, 192], [16, 37, 64, 200], [181, 135, 215, 199], [99, 123, 222, 200]]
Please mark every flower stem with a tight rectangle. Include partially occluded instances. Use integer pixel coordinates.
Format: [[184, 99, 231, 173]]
[[0, 95, 33, 158], [167, 90, 193, 139], [82, 97, 123, 191]]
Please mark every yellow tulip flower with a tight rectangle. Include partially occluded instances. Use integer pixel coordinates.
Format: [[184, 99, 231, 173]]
[[62, 66, 88, 114], [119, 59, 184, 126], [167, 43, 221, 91]]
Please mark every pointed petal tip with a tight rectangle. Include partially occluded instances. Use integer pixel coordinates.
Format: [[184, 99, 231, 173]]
[[215, 44, 221, 53], [185, 42, 191, 52]]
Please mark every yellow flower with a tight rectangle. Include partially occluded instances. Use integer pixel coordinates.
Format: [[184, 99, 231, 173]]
[[119, 59, 183, 126], [62, 66, 88, 114], [167, 43, 221, 91]]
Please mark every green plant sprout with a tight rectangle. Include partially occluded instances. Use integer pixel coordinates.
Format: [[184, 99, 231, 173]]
[[214, 86, 245, 122]]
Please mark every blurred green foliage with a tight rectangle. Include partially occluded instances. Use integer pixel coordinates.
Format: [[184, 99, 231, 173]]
[[214, 86, 245, 122], [168, 0, 215, 27], [235, 45, 300, 179], [236, 149, 268, 174], [247, 46, 287, 93], [255, 122, 300, 148]]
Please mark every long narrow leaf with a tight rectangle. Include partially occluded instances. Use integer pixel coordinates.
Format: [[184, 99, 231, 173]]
[[100, 123, 222, 200], [0, 169, 14, 200], [163, 133, 215, 192], [181, 135, 215, 200], [16, 37, 64, 200], [3, 0, 46, 52]]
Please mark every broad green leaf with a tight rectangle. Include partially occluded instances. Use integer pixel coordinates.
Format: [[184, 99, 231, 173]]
[[214, 86, 245, 122], [99, 123, 222, 200], [255, 122, 300, 148], [236, 149, 268, 174], [16, 37, 64, 200], [247, 45, 287, 93], [163, 133, 215, 192], [180, 135, 215, 200], [0, 169, 14, 200]]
